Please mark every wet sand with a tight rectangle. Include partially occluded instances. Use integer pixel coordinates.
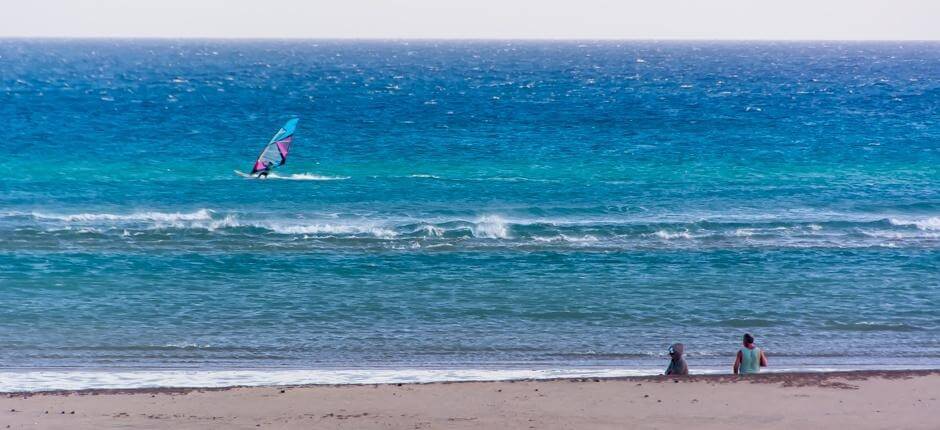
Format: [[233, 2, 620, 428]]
[[1, 370, 937, 429]]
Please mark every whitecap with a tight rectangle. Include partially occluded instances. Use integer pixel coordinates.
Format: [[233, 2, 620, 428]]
[[532, 234, 598, 243], [652, 230, 693, 240], [266, 222, 397, 239], [414, 224, 444, 237], [732, 228, 755, 237], [888, 216, 940, 231], [203, 214, 241, 231], [858, 229, 940, 240], [31, 209, 214, 223], [471, 215, 510, 239]]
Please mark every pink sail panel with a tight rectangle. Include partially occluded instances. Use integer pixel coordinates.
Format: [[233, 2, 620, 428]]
[[275, 136, 293, 164]]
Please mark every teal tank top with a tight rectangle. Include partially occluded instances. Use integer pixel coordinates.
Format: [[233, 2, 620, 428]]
[[739, 347, 761, 374]]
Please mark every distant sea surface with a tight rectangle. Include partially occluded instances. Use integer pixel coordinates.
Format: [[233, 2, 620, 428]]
[[1, 40, 938, 390]]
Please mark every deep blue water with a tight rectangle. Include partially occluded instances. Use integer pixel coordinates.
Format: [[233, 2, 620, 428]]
[[1, 40, 938, 375]]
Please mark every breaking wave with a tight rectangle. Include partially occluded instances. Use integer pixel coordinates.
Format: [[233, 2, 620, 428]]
[[269, 223, 398, 239], [651, 230, 693, 240], [471, 215, 510, 239], [4, 210, 940, 249], [888, 216, 940, 231], [28, 209, 215, 223]]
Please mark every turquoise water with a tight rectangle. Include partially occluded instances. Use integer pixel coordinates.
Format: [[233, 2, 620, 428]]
[[1, 40, 938, 383]]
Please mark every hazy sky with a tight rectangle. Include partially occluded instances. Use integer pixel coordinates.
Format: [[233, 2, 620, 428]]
[[3, 0, 939, 40]]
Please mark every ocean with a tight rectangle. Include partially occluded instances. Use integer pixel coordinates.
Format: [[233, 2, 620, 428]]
[[1, 40, 938, 391]]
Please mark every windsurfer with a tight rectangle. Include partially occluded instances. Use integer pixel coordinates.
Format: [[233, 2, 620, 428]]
[[256, 161, 273, 178], [245, 118, 298, 179]]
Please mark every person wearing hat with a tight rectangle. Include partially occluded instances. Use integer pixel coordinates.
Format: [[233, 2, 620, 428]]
[[664, 343, 689, 376]]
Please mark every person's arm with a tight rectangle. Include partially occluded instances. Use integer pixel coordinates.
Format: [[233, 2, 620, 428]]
[[733, 350, 742, 374], [759, 349, 768, 367]]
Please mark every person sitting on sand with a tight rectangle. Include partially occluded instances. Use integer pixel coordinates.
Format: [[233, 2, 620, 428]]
[[733, 333, 768, 375], [664, 343, 688, 376]]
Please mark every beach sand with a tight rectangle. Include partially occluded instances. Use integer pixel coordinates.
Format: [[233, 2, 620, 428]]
[[1, 370, 937, 429]]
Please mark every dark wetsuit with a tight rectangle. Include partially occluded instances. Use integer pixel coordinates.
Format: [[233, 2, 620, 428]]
[[255, 162, 273, 178]]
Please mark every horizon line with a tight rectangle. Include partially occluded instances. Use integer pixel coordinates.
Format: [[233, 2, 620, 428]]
[[3, 36, 940, 43]]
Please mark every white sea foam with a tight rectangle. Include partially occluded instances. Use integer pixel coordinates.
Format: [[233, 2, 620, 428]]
[[733, 228, 755, 237], [469, 176, 557, 183], [188, 214, 241, 231], [858, 229, 940, 240], [162, 342, 207, 349], [31, 209, 214, 223], [129, 213, 242, 231], [732, 226, 797, 237], [532, 234, 599, 243], [2, 365, 927, 392], [652, 230, 693, 240], [266, 173, 350, 181], [267, 222, 397, 239], [15, 210, 940, 246], [888, 216, 940, 231], [0, 368, 660, 392], [472, 215, 510, 239], [414, 224, 445, 237]]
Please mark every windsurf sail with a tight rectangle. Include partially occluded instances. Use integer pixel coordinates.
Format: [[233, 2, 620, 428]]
[[251, 118, 299, 174]]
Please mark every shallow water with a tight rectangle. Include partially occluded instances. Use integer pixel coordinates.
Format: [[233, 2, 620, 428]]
[[1, 40, 938, 386]]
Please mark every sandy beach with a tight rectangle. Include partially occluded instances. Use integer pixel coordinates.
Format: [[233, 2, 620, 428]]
[[1, 370, 937, 429]]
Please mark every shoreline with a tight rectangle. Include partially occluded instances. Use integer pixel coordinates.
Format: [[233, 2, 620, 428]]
[[3, 365, 939, 393], [3, 369, 937, 396], [1, 369, 937, 429]]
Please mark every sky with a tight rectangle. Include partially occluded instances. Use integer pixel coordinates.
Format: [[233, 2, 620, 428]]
[[2, 0, 939, 40]]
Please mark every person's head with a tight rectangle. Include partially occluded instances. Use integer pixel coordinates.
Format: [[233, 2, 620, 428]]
[[743, 333, 755, 346], [668, 343, 684, 359]]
